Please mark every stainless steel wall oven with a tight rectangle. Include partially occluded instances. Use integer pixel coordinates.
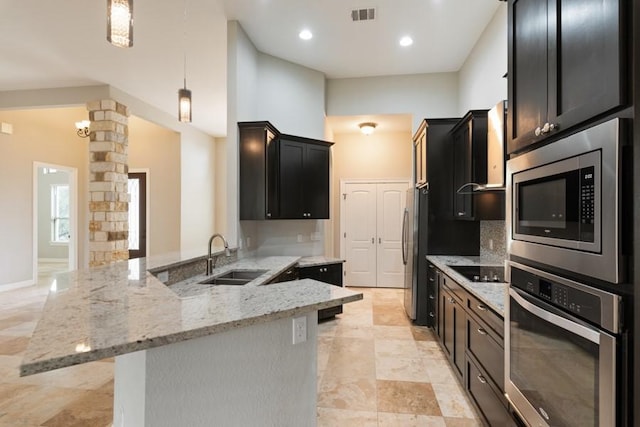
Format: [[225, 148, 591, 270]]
[[506, 118, 625, 284], [505, 262, 621, 427]]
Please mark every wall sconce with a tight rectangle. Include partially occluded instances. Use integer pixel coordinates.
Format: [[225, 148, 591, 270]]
[[107, 0, 133, 48], [75, 120, 91, 138], [359, 122, 377, 135]]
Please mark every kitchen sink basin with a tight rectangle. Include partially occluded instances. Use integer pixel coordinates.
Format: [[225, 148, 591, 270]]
[[198, 269, 269, 286]]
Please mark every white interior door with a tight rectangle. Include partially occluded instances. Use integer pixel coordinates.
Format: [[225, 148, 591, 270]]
[[343, 183, 377, 287], [376, 183, 408, 288]]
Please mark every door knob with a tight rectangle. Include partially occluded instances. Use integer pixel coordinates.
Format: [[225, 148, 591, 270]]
[[535, 126, 542, 136]]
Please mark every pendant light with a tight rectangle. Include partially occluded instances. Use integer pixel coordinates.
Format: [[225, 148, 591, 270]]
[[178, 0, 192, 123], [107, 0, 133, 48]]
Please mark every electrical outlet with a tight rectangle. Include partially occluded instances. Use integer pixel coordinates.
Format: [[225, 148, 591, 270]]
[[489, 239, 494, 250], [292, 316, 307, 344]]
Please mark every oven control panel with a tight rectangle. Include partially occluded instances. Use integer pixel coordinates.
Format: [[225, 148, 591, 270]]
[[512, 266, 601, 326], [579, 165, 595, 241]]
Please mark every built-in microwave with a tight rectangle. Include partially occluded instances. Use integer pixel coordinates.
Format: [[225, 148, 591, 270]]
[[507, 118, 625, 284]]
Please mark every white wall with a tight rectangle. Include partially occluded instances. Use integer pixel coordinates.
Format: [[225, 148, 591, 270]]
[[458, 4, 508, 114], [327, 73, 459, 133], [227, 21, 329, 257], [214, 137, 227, 235]]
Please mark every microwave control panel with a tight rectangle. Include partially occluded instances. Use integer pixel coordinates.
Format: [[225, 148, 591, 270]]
[[579, 166, 595, 241]]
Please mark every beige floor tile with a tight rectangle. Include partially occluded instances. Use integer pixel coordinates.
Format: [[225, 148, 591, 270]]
[[375, 339, 420, 359], [411, 325, 437, 342], [444, 417, 483, 426], [0, 386, 86, 426], [373, 306, 411, 326], [417, 341, 447, 360], [318, 376, 378, 411], [0, 321, 37, 337], [378, 412, 448, 427], [317, 320, 339, 337], [424, 357, 457, 384], [41, 382, 113, 427], [0, 336, 29, 356], [324, 338, 376, 380], [432, 383, 476, 418], [317, 407, 378, 427], [334, 324, 375, 339], [376, 380, 442, 416], [375, 356, 430, 383], [373, 325, 414, 340]]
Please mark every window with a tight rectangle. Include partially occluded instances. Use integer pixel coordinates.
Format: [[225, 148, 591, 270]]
[[51, 184, 70, 243]]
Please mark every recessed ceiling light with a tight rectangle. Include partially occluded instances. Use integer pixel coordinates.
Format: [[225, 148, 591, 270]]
[[399, 36, 413, 47], [299, 29, 313, 40]]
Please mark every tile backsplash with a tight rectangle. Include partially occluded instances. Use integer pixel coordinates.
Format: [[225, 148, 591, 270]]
[[480, 220, 506, 263]]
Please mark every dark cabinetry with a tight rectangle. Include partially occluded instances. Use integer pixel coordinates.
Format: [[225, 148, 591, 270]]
[[433, 265, 514, 426], [298, 262, 343, 320], [277, 136, 331, 219], [452, 111, 504, 221], [239, 122, 332, 220], [438, 275, 466, 379], [507, 0, 627, 154]]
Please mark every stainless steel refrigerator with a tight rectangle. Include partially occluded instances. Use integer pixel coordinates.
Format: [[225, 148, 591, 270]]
[[402, 187, 420, 319]]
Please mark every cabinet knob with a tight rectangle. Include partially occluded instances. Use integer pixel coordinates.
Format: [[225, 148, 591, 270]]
[[535, 126, 542, 136], [307, 213, 311, 217], [477, 374, 487, 384], [549, 123, 558, 132], [429, 312, 435, 318], [428, 295, 435, 300], [457, 212, 465, 217], [267, 213, 271, 218], [477, 328, 487, 336], [448, 297, 455, 304], [429, 278, 434, 282]]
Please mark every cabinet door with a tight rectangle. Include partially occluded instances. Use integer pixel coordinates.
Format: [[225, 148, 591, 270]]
[[452, 298, 466, 379], [453, 122, 472, 220], [278, 139, 305, 219], [441, 286, 455, 359], [548, 0, 625, 132], [304, 144, 330, 219], [507, 0, 549, 154]]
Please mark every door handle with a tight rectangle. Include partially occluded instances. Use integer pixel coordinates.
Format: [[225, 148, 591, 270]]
[[378, 237, 381, 244]]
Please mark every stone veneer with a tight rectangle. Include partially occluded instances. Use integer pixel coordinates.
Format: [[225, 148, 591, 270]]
[[87, 99, 130, 267]]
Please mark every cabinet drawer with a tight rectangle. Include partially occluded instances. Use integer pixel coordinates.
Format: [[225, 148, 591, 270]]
[[467, 314, 504, 391], [467, 292, 504, 339], [441, 274, 465, 304], [467, 357, 512, 427]]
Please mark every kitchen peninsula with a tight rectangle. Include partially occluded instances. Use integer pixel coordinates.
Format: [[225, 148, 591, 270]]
[[20, 253, 362, 426]]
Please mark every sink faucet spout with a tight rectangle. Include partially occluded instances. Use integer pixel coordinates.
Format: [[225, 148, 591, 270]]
[[207, 233, 231, 275]]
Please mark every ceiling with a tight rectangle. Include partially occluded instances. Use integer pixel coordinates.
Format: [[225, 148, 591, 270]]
[[0, 0, 501, 137]]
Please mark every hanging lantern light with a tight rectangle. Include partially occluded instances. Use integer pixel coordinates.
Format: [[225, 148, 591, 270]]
[[178, 86, 192, 123], [107, 0, 133, 48]]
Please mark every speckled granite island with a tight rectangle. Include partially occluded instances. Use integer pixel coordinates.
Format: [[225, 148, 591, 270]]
[[20, 253, 362, 427]]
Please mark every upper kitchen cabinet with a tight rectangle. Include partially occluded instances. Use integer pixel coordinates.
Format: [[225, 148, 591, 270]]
[[507, 0, 627, 154], [277, 135, 332, 219], [413, 122, 427, 188], [239, 121, 279, 220], [452, 111, 504, 221], [239, 123, 332, 220]]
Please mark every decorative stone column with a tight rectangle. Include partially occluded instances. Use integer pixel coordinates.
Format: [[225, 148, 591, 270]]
[[87, 99, 130, 267]]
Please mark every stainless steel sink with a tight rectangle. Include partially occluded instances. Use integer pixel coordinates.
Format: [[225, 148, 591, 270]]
[[198, 269, 268, 286]]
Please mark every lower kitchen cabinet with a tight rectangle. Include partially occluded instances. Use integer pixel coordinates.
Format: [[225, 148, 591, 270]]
[[434, 266, 516, 426], [439, 276, 466, 380], [298, 263, 343, 320]]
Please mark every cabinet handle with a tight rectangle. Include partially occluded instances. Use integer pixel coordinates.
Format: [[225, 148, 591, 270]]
[[429, 278, 434, 282], [477, 304, 487, 311], [428, 295, 435, 300], [448, 297, 455, 304], [477, 328, 487, 336], [535, 126, 542, 137], [428, 265, 434, 269], [429, 312, 435, 318], [549, 123, 558, 132], [477, 374, 487, 384], [307, 213, 311, 217], [267, 213, 271, 218], [457, 212, 465, 216]]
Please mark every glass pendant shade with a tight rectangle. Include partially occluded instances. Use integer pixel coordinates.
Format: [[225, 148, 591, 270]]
[[178, 88, 192, 123], [107, 0, 133, 48]]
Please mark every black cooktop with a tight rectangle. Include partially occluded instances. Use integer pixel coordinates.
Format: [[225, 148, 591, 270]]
[[447, 265, 505, 283]]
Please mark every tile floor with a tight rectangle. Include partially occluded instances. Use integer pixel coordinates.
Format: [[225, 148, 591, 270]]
[[0, 267, 479, 426]]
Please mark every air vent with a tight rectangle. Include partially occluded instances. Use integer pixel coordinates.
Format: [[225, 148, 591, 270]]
[[351, 8, 376, 22]]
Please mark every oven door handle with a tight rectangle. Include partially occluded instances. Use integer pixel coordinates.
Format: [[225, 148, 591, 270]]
[[510, 288, 600, 344]]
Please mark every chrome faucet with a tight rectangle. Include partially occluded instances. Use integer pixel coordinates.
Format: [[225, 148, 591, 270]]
[[206, 233, 231, 275]]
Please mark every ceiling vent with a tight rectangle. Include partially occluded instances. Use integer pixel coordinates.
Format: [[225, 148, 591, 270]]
[[351, 8, 376, 22]]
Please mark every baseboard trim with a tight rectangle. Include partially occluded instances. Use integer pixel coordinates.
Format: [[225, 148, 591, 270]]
[[0, 279, 34, 292]]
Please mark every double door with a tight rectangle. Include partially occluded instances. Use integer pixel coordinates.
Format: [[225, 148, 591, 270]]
[[342, 181, 408, 288]]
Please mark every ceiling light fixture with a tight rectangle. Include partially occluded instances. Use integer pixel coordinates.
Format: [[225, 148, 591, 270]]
[[178, 0, 192, 123], [107, 0, 133, 48], [359, 122, 377, 135], [299, 29, 313, 40], [75, 120, 91, 138], [399, 36, 413, 47]]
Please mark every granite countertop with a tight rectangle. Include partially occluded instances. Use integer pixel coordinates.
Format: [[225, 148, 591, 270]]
[[297, 256, 345, 268], [20, 255, 362, 377], [427, 255, 508, 316]]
